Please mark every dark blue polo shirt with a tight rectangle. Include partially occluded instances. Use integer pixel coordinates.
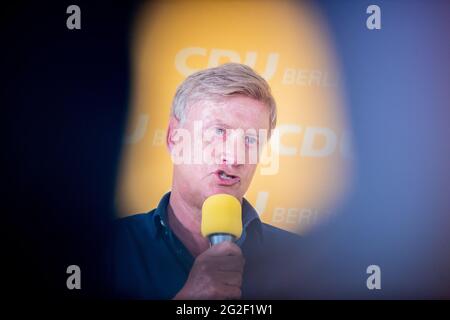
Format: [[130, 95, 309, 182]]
[[113, 192, 304, 299]]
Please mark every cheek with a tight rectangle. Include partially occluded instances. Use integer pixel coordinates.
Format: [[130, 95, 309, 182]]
[[179, 164, 201, 180], [242, 165, 257, 181], [194, 164, 214, 183]]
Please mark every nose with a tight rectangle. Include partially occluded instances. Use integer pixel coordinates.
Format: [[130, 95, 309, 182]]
[[220, 132, 245, 166], [220, 151, 238, 166]]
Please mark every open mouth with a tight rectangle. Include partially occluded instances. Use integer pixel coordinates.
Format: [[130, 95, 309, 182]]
[[214, 170, 240, 185], [218, 170, 237, 180]]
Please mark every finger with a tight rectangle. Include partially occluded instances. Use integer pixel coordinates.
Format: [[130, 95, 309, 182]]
[[206, 241, 242, 257], [200, 255, 245, 272], [221, 285, 242, 300], [215, 271, 243, 287], [215, 256, 245, 272]]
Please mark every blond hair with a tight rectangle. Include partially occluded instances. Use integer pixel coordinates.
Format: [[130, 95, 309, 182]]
[[171, 63, 277, 129]]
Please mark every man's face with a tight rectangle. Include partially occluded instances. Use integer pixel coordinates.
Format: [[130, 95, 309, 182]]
[[167, 95, 271, 208]]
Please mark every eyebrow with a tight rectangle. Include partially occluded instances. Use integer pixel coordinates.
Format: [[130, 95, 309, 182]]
[[203, 118, 231, 128], [203, 118, 260, 136]]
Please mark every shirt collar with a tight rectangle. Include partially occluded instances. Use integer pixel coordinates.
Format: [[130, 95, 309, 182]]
[[151, 191, 263, 244], [151, 191, 171, 239]]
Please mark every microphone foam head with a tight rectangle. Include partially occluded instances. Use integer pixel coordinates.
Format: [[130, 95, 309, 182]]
[[201, 194, 243, 239]]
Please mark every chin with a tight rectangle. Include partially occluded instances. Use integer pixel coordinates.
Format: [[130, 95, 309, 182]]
[[206, 186, 242, 200]]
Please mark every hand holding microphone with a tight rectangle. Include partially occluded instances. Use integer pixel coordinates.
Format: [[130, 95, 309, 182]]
[[173, 194, 245, 300]]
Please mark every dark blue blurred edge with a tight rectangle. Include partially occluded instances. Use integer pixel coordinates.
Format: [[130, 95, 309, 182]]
[[1, 0, 449, 299]]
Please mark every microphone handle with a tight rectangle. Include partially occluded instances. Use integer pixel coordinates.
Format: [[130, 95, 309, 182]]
[[208, 233, 235, 246]]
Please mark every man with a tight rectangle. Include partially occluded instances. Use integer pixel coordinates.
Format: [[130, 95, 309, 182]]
[[113, 63, 303, 299]]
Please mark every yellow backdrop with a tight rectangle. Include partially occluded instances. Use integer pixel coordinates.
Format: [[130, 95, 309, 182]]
[[115, 0, 353, 234]]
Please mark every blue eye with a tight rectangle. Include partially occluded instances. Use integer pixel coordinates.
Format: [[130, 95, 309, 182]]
[[245, 136, 257, 145], [215, 128, 225, 136]]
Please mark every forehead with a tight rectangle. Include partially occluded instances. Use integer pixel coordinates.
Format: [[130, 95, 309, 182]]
[[186, 95, 271, 130]]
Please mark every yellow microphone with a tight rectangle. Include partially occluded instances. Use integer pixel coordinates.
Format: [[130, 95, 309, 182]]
[[201, 194, 243, 245]]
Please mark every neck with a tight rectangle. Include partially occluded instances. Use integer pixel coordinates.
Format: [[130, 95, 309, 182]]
[[168, 187, 210, 256]]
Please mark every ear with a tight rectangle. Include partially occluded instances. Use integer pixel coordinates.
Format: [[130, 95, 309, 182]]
[[166, 116, 180, 154]]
